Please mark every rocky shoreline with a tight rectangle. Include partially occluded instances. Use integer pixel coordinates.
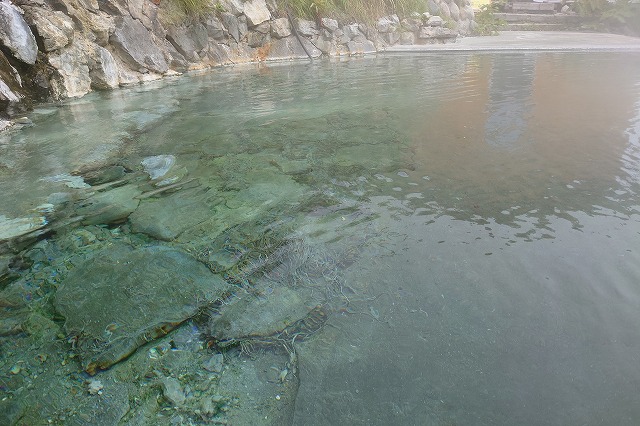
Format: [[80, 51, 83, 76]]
[[0, 0, 475, 120]]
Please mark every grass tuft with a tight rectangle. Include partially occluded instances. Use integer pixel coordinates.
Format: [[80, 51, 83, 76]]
[[278, 0, 426, 23], [160, 0, 215, 25]]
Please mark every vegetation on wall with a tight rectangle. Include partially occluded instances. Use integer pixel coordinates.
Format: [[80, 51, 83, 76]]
[[472, 1, 506, 35], [576, 0, 640, 35], [160, 0, 215, 24], [277, 0, 426, 23]]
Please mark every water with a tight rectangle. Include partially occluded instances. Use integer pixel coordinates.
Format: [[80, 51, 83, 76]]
[[1, 52, 640, 425]]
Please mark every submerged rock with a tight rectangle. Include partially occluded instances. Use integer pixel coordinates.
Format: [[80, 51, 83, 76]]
[[0, 215, 47, 241], [55, 244, 233, 375], [161, 377, 186, 406], [75, 184, 141, 226], [209, 285, 312, 341], [40, 173, 91, 189], [141, 154, 176, 180]]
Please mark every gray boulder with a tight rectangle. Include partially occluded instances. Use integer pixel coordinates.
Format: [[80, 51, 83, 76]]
[[254, 21, 271, 34], [221, 0, 244, 15], [439, 2, 452, 18], [48, 42, 92, 99], [342, 23, 361, 40], [166, 22, 209, 63], [321, 17, 339, 33], [271, 18, 291, 38], [427, 0, 440, 15], [346, 40, 376, 55], [296, 19, 317, 37], [110, 16, 168, 74], [449, 1, 461, 21], [400, 32, 416, 45], [0, 51, 23, 105], [401, 18, 421, 33], [427, 16, 444, 27], [418, 26, 457, 40], [205, 15, 226, 40], [0, 2, 38, 64], [247, 30, 269, 48], [221, 12, 240, 42], [86, 10, 115, 46], [127, 0, 163, 35], [376, 16, 398, 33], [243, 0, 271, 26], [23, 7, 74, 52], [88, 45, 119, 89], [266, 36, 322, 60]]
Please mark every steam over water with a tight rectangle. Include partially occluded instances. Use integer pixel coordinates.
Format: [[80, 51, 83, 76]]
[[2, 52, 640, 425]]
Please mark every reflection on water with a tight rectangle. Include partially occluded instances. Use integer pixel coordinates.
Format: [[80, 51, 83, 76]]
[[1, 53, 640, 425]]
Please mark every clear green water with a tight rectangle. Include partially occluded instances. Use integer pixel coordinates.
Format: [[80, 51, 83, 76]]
[[1, 52, 640, 425]]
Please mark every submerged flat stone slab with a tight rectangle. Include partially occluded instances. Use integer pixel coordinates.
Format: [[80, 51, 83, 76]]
[[55, 244, 232, 375]]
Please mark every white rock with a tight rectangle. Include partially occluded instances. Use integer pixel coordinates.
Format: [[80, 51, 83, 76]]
[[141, 155, 176, 180], [87, 379, 104, 395], [243, 0, 271, 27], [0, 2, 38, 64]]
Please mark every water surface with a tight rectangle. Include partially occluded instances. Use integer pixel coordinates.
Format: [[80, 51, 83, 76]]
[[1, 52, 640, 425]]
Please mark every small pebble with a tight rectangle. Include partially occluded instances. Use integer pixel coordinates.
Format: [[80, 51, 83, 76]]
[[87, 379, 104, 395], [9, 365, 21, 375], [275, 395, 281, 400], [397, 171, 409, 178]]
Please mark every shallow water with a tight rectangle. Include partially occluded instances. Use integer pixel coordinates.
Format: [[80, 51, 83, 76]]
[[2, 52, 640, 425]]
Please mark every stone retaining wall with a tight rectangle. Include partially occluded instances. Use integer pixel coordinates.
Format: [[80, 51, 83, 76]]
[[0, 0, 475, 118]]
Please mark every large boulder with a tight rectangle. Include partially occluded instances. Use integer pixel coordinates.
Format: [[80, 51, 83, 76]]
[[266, 36, 322, 60], [22, 6, 75, 52], [342, 23, 361, 40], [0, 50, 23, 107], [376, 15, 399, 33], [448, 1, 461, 21], [296, 19, 317, 37], [346, 39, 376, 55], [127, 0, 164, 35], [243, 0, 271, 27], [271, 17, 291, 38], [166, 22, 209, 62], [221, 12, 240, 42], [205, 14, 226, 40], [88, 45, 119, 89], [109, 15, 168, 74], [439, 1, 452, 18], [0, 2, 38, 65], [221, 0, 244, 15], [320, 17, 339, 33], [47, 41, 92, 98]]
